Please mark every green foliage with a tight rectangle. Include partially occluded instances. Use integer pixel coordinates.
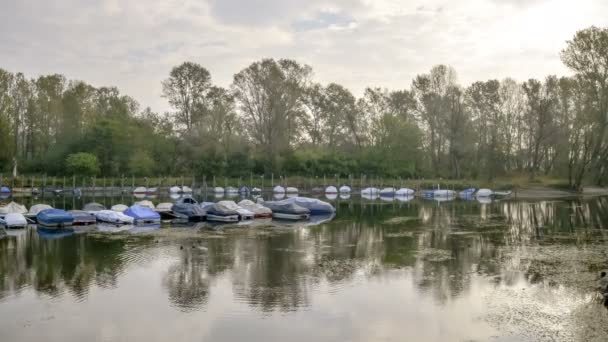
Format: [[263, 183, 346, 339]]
[[65, 153, 100, 176]]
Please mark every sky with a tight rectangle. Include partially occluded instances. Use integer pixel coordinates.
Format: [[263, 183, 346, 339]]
[[1, 0, 607, 113]]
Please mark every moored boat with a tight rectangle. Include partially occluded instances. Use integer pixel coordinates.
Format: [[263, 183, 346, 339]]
[[124, 205, 161, 224], [133, 186, 147, 195], [111, 204, 129, 212], [37, 209, 74, 228], [69, 210, 97, 226], [0, 213, 28, 229], [83, 202, 106, 212], [395, 188, 415, 196], [134, 200, 155, 209], [339, 185, 351, 193], [172, 203, 206, 222], [238, 199, 272, 218], [325, 186, 338, 194], [205, 201, 239, 223], [0, 201, 28, 216], [262, 200, 310, 220], [273, 185, 286, 194], [94, 210, 134, 225], [380, 187, 396, 197], [476, 188, 494, 197]]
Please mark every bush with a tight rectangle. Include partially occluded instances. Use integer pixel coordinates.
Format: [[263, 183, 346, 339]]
[[65, 153, 100, 176]]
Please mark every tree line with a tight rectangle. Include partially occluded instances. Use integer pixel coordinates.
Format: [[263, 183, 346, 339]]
[[0, 26, 607, 189]]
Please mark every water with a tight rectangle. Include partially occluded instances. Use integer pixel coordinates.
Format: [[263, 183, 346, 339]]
[[2, 195, 608, 341]]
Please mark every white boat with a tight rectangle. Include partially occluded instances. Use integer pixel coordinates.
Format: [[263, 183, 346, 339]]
[[251, 187, 262, 193], [273, 185, 286, 194], [286, 187, 299, 194], [433, 189, 456, 198], [213, 187, 225, 193], [476, 189, 494, 197], [134, 200, 155, 209], [94, 210, 134, 224], [237, 199, 273, 218], [0, 201, 28, 216], [111, 204, 129, 212], [133, 186, 147, 194], [146, 187, 158, 194], [182, 186, 193, 193], [395, 188, 415, 196], [0, 213, 27, 229], [361, 187, 380, 195], [155, 202, 174, 213], [325, 186, 338, 194], [27, 204, 52, 217], [225, 187, 238, 194], [213, 201, 255, 221], [169, 186, 181, 193], [380, 187, 396, 196], [339, 185, 351, 193]]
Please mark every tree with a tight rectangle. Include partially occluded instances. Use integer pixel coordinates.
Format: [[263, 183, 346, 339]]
[[162, 62, 212, 131], [65, 152, 100, 176]]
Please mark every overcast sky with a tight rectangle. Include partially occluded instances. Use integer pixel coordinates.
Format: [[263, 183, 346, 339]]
[[1, 0, 607, 112]]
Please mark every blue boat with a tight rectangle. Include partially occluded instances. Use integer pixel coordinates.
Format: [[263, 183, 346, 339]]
[[0, 186, 10, 194], [37, 209, 74, 228], [124, 205, 161, 224], [459, 188, 476, 200]]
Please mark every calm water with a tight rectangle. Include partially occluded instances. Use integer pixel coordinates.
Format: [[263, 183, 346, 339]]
[[2, 195, 608, 341]]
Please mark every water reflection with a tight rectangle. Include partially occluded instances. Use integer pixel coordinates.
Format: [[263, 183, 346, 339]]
[[1, 197, 607, 341]]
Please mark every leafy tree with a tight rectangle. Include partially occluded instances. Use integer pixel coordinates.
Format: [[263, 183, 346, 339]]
[[65, 152, 100, 176]]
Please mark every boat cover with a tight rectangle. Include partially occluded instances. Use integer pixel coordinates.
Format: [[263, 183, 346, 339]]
[[172, 203, 206, 219], [207, 201, 240, 216], [0, 201, 28, 215], [325, 186, 337, 194], [476, 189, 493, 197], [182, 186, 193, 193], [395, 188, 415, 196], [262, 200, 311, 215], [170, 186, 181, 193], [2, 213, 27, 227], [213, 187, 224, 193], [69, 210, 97, 225], [239, 186, 250, 194], [226, 187, 238, 193], [155, 202, 173, 212], [199, 202, 215, 210], [238, 200, 272, 216], [286, 187, 298, 193], [339, 186, 351, 193], [251, 187, 261, 193], [135, 200, 155, 209], [273, 185, 285, 193], [362, 187, 379, 195], [124, 205, 160, 221], [433, 190, 456, 198], [133, 187, 147, 194], [37, 209, 74, 225], [95, 210, 134, 224], [0, 186, 10, 193], [283, 197, 334, 215], [84, 202, 106, 212], [111, 204, 129, 212]]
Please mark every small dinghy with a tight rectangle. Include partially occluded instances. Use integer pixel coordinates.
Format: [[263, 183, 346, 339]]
[[27, 204, 52, 219], [205, 201, 240, 223], [380, 187, 396, 197], [172, 203, 206, 222], [0, 201, 28, 216], [111, 204, 129, 212], [0, 213, 28, 229], [94, 210, 134, 225], [286, 187, 298, 194], [84, 202, 106, 212], [37, 209, 74, 228], [325, 186, 338, 194], [339, 185, 351, 193], [273, 185, 286, 194], [182, 186, 193, 194], [282, 197, 335, 215], [238, 199, 272, 218], [134, 200, 155, 209], [476, 189, 494, 197], [69, 210, 97, 226], [395, 188, 415, 196], [261, 200, 310, 221], [124, 205, 161, 224], [170, 186, 182, 194], [133, 186, 147, 195]]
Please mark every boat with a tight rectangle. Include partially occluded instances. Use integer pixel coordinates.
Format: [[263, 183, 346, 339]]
[[225, 187, 239, 194], [325, 186, 338, 194], [172, 203, 206, 222], [494, 191, 512, 197], [273, 185, 286, 194], [213, 187, 225, 193], [476, 189, 494, 197], [214, 201, 254, 220], [395, 188, 415, 196], [37, 209, 74, 228], [282, 197, 335, 215], [205, 201, 240, 223], [111, 204, 129, 212], [380, 187, 396, 197], [433, 189, 456, 198], [339, 185, 351, 193], [68, 210, 97, 226], [133, 186, 147, 195], [0, 201, 28, 216], [239, 186, 250, 195], [182, 186, 193, 193], [94, 210, 134, 224], [199, 202, 215, 210], [0, 213, 28, 229], [124, 205, 161, 224], [26, 204, 52, 219], [237, 199, 273, 218], [155, 202, 174, 213], [261, 200, 311, 220], [146, 187, 158, 194], [286, 187, 299, 194], [361, 187, 380, 195], [0, 186, 11, 194], [459, 188, 476, 198], [83, 202, 106, 212], [134, 200, 155, 209], [251, 187, 262, 193], [170, 186, 181, 193]]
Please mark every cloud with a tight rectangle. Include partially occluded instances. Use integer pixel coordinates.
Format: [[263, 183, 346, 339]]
[[1, 0, 607, 112]]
